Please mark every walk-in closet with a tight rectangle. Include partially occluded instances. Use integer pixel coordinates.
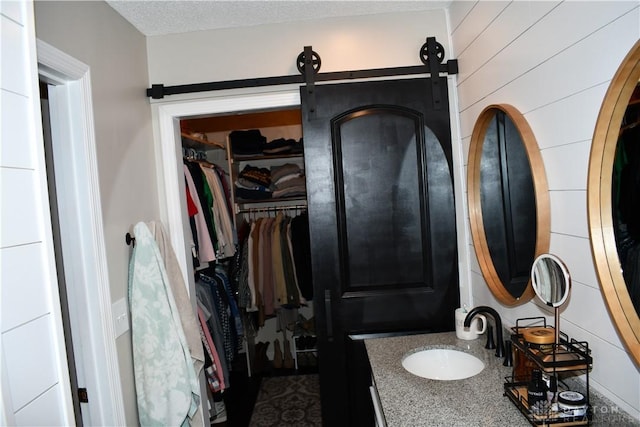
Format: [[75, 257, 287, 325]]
[[179, 108, 318, 426]]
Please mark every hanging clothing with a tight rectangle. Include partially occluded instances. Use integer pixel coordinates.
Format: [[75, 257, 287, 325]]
[[199, 273, 234, 366], [186, 161, 218, 251], [196, 281, 230, 388], [185, 185, 199, 217], [235, 213, 309, 317], [146, 221, 205, 374], [246, 221, 259, 311], [291, 212, 313, 300], [214, 166, 234, 219], [237, 233, 252, 310], [281, 216, 301, 307], [147, 221, 204, 427], [260, 217, 276, 316], [183, 159, 237, 263], [271, 215, 288, 308], [128, 222, 200, 427], [201, 165, 236, 259], [214, 266, 244, 346], [197, 307, 225, 393], [184, 164, 216, 263]]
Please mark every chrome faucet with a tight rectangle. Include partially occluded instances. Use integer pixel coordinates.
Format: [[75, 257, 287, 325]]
[[464, 306, 504, 358]]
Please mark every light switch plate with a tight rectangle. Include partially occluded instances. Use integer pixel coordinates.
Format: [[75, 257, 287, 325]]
[[112, 298, 129, 338]]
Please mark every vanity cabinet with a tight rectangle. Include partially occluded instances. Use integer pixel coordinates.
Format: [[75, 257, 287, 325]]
[[369, 375, 386, 427], [505, 318, 593, 426]]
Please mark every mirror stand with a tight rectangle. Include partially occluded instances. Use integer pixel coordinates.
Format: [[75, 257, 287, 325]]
[[554, 306, 560, 345], [531, 253, 571, 344]]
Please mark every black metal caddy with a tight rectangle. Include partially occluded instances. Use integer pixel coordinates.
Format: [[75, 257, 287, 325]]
[[505, 317, 593, 426]]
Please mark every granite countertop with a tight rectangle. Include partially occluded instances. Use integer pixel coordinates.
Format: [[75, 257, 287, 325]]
[[365, 331, 640, 427], [365, 331, 526, 426]]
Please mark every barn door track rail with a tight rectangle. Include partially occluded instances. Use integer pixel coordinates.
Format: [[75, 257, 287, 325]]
[[146, 36, 458, 108]]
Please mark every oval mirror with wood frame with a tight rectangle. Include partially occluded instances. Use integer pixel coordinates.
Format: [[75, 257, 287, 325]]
[[588, 39, 640, 367], [468, 104, 550, 306]]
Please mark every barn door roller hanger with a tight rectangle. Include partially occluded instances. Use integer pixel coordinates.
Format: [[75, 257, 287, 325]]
[[147, 36, 458, 111]]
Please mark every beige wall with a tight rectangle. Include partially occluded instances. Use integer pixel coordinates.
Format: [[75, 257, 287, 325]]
[[34, 1, 158, 424], [146, 10, 450, 86], [451, 0, 639, 420]]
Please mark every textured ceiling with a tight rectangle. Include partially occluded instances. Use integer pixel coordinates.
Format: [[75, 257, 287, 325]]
[[106, 1, 452, 36]]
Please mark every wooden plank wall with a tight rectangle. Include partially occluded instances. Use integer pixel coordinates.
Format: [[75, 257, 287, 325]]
[[450, 0, 639, 419]]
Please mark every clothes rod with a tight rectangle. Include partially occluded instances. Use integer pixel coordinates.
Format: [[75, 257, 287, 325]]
[[237, 204, 307, 214]]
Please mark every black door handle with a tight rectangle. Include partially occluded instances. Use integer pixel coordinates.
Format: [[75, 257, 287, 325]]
[[325, 289, 333, 342]]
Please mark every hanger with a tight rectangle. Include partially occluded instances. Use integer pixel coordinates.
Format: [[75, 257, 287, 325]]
[[620, 102, 640, 135], [620, 119, 640, 135]]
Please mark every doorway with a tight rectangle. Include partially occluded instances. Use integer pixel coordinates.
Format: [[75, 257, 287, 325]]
[[36, 39, 125, 425], [39, 80, 83, 426]]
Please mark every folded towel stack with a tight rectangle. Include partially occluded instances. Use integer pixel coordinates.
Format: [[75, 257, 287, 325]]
[[235, 163, 306, 201], [236, 165, 272, 200], [270, 163, 306, 199]]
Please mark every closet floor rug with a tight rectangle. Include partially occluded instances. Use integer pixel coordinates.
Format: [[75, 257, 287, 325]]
[[249, 374, 321, 427]]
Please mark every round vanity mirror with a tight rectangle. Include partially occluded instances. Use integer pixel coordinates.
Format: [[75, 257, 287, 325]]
[[531, 254, 571, 345], [588, 39, 640, 366], [531, 254, 571, 308], [468, 104, 550, 306]]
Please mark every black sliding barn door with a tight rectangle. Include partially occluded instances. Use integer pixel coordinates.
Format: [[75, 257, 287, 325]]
[[301, 77, 459, 425]]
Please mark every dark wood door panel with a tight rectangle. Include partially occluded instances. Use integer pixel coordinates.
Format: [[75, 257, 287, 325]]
[[301, 77, 458, 426]]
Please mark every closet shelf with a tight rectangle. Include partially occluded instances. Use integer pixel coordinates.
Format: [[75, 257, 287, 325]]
[[181, 132, 225, 150]]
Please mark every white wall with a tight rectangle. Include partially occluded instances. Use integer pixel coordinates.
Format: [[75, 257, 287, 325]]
[[33, 2, 158, 424], [450, 0, 640, 420], [1, 1, 74, 424]]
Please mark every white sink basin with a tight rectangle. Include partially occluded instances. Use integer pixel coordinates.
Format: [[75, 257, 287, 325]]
[[401, 348, 485, 380]]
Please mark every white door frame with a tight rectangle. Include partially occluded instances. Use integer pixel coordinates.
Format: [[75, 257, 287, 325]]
[[36, 39, 125, 426], [153, 89, 301, 282], [153, 89, 300, 424]]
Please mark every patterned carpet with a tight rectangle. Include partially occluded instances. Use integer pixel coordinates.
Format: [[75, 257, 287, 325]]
[[249, 374, 321, 427]]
